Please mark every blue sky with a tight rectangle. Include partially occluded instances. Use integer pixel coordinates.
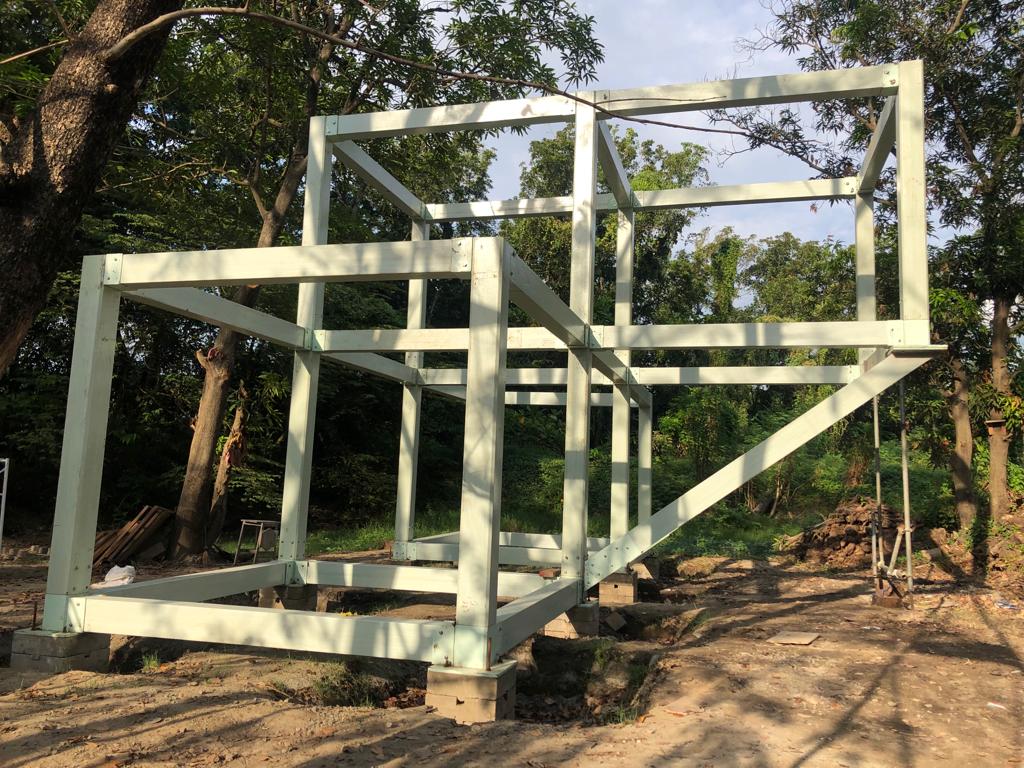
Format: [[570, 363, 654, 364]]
[[483, 0, 859, 245]]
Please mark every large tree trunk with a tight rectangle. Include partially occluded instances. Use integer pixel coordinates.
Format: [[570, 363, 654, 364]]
[[207, 386, 249, 549], [172, 23, 342, 556], [0, 0, 183, 376], [946, 353, 977, 530], [987, 293, 1013, 522]]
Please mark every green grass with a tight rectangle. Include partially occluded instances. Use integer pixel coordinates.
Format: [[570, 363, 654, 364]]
[[140, 651, 160, 673]]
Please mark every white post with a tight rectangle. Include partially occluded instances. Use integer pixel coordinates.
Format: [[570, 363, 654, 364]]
[[393, 221, 429, 559], [637, 403, 653, 524], [872, 396, 882, 582], [41, 254, 121, 631], [453, 239, 509, 669], [896, 60, 929, 340], [899, 381, 914, 594], [611, 210, 634, 540], [561, 97, 598, 598], [279, 116, 330, 563]]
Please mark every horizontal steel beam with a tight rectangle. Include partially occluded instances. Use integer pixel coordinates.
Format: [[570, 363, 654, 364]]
[[418, 365, 857, 386], [70, 595, 453, 664], [123, 288, 307, 350], [318, 321, 927, 353], [328, 95, 576, 140], [595, 63, 897, 117], [424, 178, 856, 222], [87, 561, 288, 602], [297, 560, 543, 597], [103, 239, 476, 288], [326, 64, 897, 140]]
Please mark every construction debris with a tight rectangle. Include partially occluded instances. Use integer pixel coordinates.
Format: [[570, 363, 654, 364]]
[[777, 497, 902, 568], [93, 505, 173, 567], [767, 631, 819, 646]]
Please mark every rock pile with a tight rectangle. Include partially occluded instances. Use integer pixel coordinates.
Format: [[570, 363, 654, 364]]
[[779, 497, 901, 568]]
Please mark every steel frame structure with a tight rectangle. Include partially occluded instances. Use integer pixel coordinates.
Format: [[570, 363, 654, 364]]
[[39, 61, 941, 674]]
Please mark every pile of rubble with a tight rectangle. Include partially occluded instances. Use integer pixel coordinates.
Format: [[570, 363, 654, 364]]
[[778, 497, 901, 568]]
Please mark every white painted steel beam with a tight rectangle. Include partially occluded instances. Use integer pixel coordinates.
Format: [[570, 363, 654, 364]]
[[319, 321, 923, 352], [585, 353, 936, 587], [328, 95, 576, 140], [332, 141, 426, 219], [561, 97, 598, 601], [279, 117, 330, 563], [452, 239, 509, 669], [635, 178, 856, 209], [88, 561, 287, 602], [895, 60, 930, 336], [858, 96, 896, 193], [323, 351, 418, 385], [72, 596, 453, 664], [637, 403, 653, 525], [413, 531, 610, 549], [418, 365, 857, 386], [494, 579, 581, 654], [124, 288, 306, 350], [105, 239, 474, 289], [298, 560, 543, 597], [424, 178, 856, 222], [394, 221, 429, 559], [611, 209, 634, 541], [41, 254, 121, 632], [597, 122, 633, 208], [595, 63, 897, 117]]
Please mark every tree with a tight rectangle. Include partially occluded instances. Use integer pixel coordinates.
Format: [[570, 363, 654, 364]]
[[724, 0, 1024, 526], [1, 1, 603, 555]]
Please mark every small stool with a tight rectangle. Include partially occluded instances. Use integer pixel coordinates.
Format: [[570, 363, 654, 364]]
[[233, 519, 280, 565]]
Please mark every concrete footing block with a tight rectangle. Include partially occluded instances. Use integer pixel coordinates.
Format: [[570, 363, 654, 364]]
[[258, 584, 318, 611], [10, 629, 110, 673], [542, 600, 599, 639], [599, 570, 638, 606], [426, 660, 517, 724]]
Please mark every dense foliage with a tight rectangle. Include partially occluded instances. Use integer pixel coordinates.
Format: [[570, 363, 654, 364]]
[[0, 1, 1020, 561]]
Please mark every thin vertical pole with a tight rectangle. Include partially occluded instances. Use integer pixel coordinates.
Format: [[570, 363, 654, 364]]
[[279, 116, 330, 563], [610, 209, 634, 540], [896, 60, 929, 343], [394, 221, 429, 558], [561, 97, 598, 598], [453, 239, 509, 669], [899, 381, 914, 595], [871, 396, 882, 584], [42, 254, 121, 631]]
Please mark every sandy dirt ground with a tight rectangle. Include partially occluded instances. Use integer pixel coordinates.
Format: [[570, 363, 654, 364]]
[[1, 549, 1022, 768]]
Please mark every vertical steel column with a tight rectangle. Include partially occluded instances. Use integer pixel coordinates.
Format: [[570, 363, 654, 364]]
[[855, 191, 881, 581], [41, 254, 121, 631], [393, 221, 429, 558], [899, 381, 914, 594], [637, 404, 653, 524], [561, 97, 598, 597], [896, 60, 929, 341], [453, 240, 510, 669], [610, 210, 634, 540], [279, 116, 331, 563]]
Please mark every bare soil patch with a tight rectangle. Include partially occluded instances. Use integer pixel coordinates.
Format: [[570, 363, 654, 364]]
[[2, 544, 1023, 767]]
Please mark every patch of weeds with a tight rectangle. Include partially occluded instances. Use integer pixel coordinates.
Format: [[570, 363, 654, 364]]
[[140, 651, 161, 674], [591, 638, 618, 672], [311, 663, 392, 707]]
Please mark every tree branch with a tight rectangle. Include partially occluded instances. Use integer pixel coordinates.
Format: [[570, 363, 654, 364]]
[[0, 38, 68, 67], [99, 3, 788, 144]]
